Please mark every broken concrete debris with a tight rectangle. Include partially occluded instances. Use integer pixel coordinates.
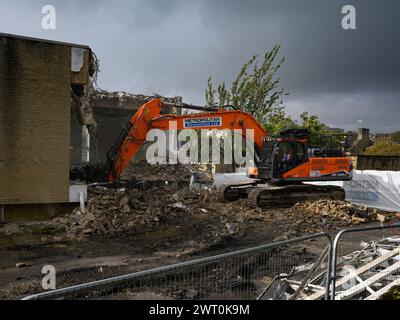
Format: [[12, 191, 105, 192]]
[[56, 163, 395, 246], [54, 186, 243, 244], [289, 199, 395, 226], [120, 161, 213, 184], [61, 164, 400, 252]]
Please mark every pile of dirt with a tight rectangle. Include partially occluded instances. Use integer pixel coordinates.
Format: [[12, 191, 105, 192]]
[[274, 199, 396, 236], [55, 181, 398, 240], [55, 186, 394, 249], [293, 199, 371, 222], [293, 199, 395, 222], [53, 186, 249, 251], [121, 161, 213, 183], [59, 162, 399, 247]]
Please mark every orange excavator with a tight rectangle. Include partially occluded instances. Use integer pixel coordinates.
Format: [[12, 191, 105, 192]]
[[105, 98, 352, 208]]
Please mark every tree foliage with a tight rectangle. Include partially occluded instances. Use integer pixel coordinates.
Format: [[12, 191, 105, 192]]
[[264, 109, 297, 135], [299, 112, 337, 145], [205, 45, 288, 124], [363, 139, 400, 156], [392, 131, 400, 143], [205, 45, 341, 147], [265, 111, 339, 146]]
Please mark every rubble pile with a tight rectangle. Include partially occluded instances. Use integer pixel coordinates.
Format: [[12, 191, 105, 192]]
[[121, 161, 213, 183], [56, 187, 188, 236], [293, 199, 370, 223], [90, 90, 182, 109], [278, 199, 397, 235], [294, 199, 396, 223], [60, 163, 399, 245], [54, 186, 397, 242], [54, 186, 245, 243]]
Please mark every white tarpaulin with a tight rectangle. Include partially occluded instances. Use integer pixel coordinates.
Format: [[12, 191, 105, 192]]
[[71, 47, 85, 72], [309, 170, 400, 212], [214, 172, 249, 187], [215, 170, 400, 212]]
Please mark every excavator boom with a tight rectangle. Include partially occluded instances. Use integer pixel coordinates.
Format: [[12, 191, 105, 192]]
[[106, 98, 352, 209], [106, 98, 267, 182]]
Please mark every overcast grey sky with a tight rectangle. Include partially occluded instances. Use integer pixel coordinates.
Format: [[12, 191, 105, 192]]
[[1, 0, 399, 132]]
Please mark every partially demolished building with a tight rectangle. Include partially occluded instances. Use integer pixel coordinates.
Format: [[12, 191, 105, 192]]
[[70, 91, 181, 167], [0, 33, 182, 207], [0, 33, 94, 205]]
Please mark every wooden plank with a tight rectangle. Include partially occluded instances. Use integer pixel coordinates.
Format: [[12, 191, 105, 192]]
[[306, 247, 400, 300], [336, 261, 400, 300], [364, 278, 400, 300]]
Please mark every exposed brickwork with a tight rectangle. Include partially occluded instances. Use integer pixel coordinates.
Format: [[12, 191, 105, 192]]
[[0, 36, 71, 204]]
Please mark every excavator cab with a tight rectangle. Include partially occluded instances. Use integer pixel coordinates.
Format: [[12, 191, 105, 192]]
[[274, 140, 307, 178], [253, 128, 352, 184], [257, 129, 310, 182]]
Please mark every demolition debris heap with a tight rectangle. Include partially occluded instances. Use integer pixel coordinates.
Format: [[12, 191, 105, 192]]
[[55, 163, 394, 240]]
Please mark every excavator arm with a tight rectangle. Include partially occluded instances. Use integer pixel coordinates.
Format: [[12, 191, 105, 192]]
[[106, 98, 268, 182], [105, 98, 351, 209]]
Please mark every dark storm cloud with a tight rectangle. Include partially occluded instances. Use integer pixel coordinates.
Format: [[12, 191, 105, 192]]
[[0, 0, 399, 132], [287, 91, 400, 132]]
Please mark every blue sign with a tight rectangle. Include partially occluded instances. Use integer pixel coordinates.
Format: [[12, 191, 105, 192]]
[[183, 117, 222, 128]]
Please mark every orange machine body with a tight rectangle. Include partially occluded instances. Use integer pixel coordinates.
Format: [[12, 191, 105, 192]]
[[108, 98, 267, 182], [283, 157, 352, 180], [107, 98, 352, 184]]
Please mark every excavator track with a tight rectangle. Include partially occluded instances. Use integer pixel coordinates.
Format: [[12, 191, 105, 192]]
[[247, 184, 346, 209], [217, 181, 259, 202]]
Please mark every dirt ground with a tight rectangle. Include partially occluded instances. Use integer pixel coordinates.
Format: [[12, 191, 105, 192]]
[[1, 163, 398, 300], [0, 211, 284, 299], [1, 205, 395, 300]]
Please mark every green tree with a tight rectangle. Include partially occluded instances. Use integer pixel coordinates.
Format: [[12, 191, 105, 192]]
[[299, 112, 330, 133], [392, 131, 400, 143], [205, 47, 343, 147], [364, 139, 400, 156], [264, 109, 298, 135], [205, 45, 288, 124], [299, 112, 341, 147]]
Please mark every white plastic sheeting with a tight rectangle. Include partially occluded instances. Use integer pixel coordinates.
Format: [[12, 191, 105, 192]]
[[71, 47, 85, 72], [309, 170, 400, 212], [213, 172, 250, 187], [69, 184, 87, 203], [214, 170, 400, 212]]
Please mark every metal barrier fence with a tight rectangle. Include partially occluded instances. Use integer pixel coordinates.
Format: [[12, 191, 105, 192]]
[[22, 223, 400, 300], [23, 233, 332, 300], [329, 223, 400, 300]]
